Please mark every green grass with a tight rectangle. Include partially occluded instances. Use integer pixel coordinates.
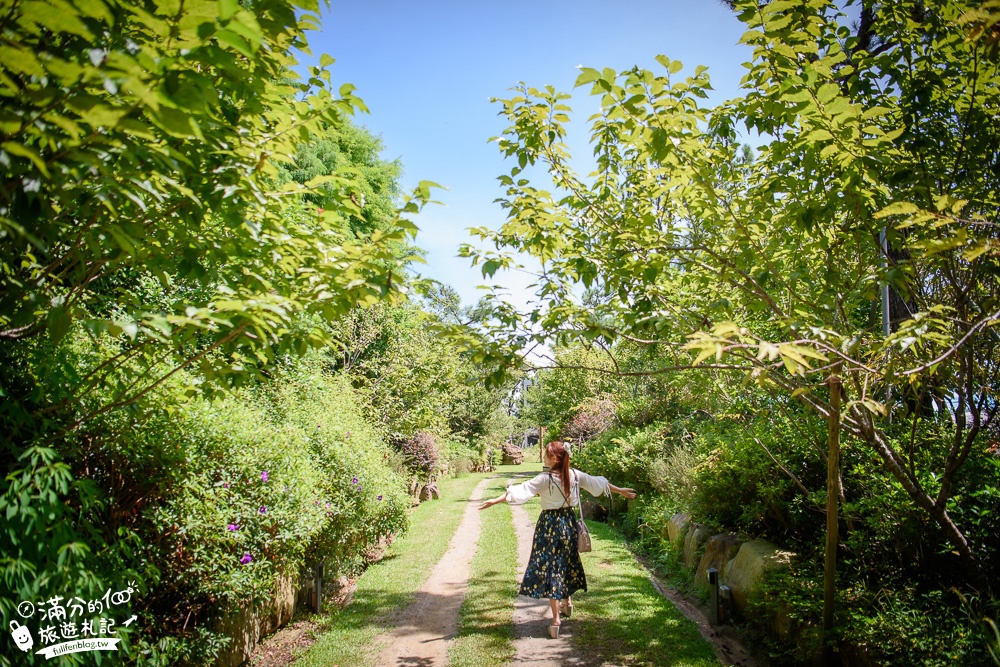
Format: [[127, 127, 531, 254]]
[[292, 471, 488, 667], [522, 501, 721, 666], [448, 475, 520, 667]]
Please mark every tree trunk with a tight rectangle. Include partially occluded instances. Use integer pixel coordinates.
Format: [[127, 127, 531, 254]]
[[863, 426, 989, 591]]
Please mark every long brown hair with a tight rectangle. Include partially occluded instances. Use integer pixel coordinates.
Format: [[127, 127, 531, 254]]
[[546, 441, 572, 497]]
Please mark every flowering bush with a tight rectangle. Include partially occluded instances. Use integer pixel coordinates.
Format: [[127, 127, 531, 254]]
[[396, 431, 441, 479], [9, 347, 411, 665], [562, 396, 617, 444]]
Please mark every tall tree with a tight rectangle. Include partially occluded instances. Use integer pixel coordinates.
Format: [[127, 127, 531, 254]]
[[457, 0, 1000, 588]]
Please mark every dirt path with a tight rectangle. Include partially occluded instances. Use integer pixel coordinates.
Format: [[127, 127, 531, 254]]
[[510, 499, 602, 667], [373, 477, 492, 667], [509, 474, 755, 667], [371, 470, 755, 667]]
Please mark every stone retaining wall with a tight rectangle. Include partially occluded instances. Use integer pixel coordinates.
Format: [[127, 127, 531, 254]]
[[665, 513, 794, 619], [214, 572, 313, 667]]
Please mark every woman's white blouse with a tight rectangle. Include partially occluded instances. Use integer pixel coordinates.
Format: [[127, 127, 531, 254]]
[[505, 468, 611, 509]]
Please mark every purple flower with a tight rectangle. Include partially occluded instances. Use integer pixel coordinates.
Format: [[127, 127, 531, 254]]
[[351, 477, 358, 485], [259, 506, 267, 514], [314, 500, 319, 506], [357, 485, 363, 490], [227, 524, 239, 531], [378, 495, 383, 501], [240, 553, 253, 565], [261, 471, 268, 483], [345, 431, 350, 439], [223, 482, 230, 489], [326, 502, 331, 508]]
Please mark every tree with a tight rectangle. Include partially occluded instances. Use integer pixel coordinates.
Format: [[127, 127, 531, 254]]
[[458, 0, 999, 589], [0, 0, 437, 650], [0, 0, 437, 438], [279, 119, 404, 237]]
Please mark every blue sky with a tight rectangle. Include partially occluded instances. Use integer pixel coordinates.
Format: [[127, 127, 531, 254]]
[[309, 1, 754, 310]]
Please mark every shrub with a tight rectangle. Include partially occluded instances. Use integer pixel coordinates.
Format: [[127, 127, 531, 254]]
[[1, 341, 410, 666], [440, 438, 476, 476], [573, 422, 679, 495], [747, 569, 1000, 667], [647, 441, 702, 514], [687, 415, 827, 547], [562, 396, 616, 443], [396, 431, 441, 479]]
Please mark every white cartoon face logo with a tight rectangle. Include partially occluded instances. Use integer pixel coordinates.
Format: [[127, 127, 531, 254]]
[[9, 620, 33, 652], [17, 601, 35, 618]]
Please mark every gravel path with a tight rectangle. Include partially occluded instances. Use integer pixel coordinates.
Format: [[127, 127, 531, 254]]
[[373, 477, 492, 667]]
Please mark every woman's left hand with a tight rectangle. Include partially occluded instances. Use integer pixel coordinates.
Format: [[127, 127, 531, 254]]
[[618, 488, 637, 499]]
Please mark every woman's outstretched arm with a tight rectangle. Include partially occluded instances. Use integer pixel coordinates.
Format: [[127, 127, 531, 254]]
[[608, 483, 637, 499], [576, 470, 637, 499], [478, 494, 508, 511]]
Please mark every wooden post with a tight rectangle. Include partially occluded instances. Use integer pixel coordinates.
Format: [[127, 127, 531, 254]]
[[538, 425, 545, 463], [824, 365, 842, 656]]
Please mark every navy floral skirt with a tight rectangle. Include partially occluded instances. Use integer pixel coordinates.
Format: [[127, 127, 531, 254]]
[[519, 507, 587, 600]]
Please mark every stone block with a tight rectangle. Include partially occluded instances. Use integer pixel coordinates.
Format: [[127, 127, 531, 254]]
[[682, 523, 710, 570], [580, 497, 607, 520], [696, 533, 747, 586], [214, 572, 298, 667], [666, 512, 690, 548], [723, 539, 795, 614]]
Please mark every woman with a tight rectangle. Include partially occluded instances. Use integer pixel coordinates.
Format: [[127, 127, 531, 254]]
[[479, 440, 637, 638]]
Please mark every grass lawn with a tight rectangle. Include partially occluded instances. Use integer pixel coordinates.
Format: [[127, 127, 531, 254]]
[[447, 474, 520, 667], [292, 470, 488, 667], [522, 497, 721, 666]]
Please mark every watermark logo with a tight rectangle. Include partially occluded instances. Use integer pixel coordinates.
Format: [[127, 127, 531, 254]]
[[7, 581, 139, 660], [35, 638, 121, 659], [9, 620, 33, 652]]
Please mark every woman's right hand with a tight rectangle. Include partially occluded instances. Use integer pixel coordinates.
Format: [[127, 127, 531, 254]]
[[478, 495, 506, 511]]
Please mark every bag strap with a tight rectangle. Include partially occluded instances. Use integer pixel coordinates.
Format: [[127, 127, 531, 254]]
[[573, 471, 585, 520], [548, 471, 574, 510]]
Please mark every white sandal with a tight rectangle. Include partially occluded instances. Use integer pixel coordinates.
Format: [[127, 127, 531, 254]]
[[548, 624, 560, 639], [560, 601, 573, 618]]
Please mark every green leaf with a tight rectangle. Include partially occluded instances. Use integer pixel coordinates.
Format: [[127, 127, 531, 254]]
[[215, 29, 254, 57], [151, 107, 200, 139], [482, 260, 500, 278], [47, 306, 71, 343], [874, 202, 921, 219], [816, 82, 840, 103], [782, 89, 813, 103], [2, 141, 50, 178], [219, 0, 240, 20], [106, 226, 138, 255], [0, 45, 45, 77], [806, 128, 833, 142], [21, 0, 92, 38]]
